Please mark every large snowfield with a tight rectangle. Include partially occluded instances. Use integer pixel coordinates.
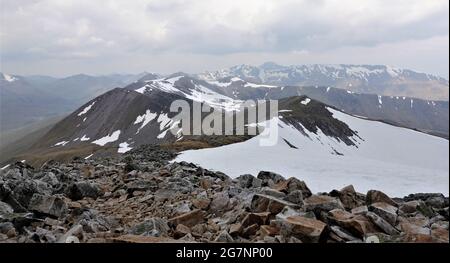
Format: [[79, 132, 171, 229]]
[[175, 108, 449, 197]]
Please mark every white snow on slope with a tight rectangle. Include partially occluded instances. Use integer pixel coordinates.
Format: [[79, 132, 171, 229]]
[[80, 135, 90, 141], [184, 83, 242, 112], [158, 120, 181, 139], [206, 77, 275, 89], [300, 98, 311, 105], [345, 66, 383, 81], [165, 76, 184, 85], [118, 142, 133, 153], [92, 130, 121, 146], [2, 73, 17, 82], [135, 85, 148, 94], [135, 78, 242, 111], [175, 109, 449, 196], [78, 101, 96, 116], [157, 113, 172, 130], [54, 140, 69, 146], [134, 109, 157, 133], [244, 82, 277, 89]]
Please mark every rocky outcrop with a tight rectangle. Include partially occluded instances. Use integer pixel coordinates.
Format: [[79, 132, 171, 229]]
[[0, 147, 448, 243]]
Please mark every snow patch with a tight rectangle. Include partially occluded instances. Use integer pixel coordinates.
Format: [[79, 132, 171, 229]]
[[300, 98, 311, 105], [92, 130, 121, 146], [2, 73, 17, 82], [378, 95, 383, 105], [157, 114, 172, 131], [80, 135, 90, 141], [77, 101, 96, 116], [244, 82, 277, 88], [165, 76, 184, 85], [84, 154, 93, 159], [175, 108, 449, 196], [118, 142, 133, 153], [54, 141, 69, 146], [135, 85, 148, 94], [134, 109, 157, 133]]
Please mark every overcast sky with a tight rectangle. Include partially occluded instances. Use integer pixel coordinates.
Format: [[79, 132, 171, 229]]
[[0, 0, 448, 78]]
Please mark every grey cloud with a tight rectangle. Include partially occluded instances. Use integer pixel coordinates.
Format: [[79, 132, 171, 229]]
[[0, 0, 448, 77]]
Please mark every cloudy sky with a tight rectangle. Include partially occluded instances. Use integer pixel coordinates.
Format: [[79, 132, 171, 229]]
[[0, 0, 448, 78]]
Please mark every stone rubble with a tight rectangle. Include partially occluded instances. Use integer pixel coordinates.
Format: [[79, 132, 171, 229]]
[[0, 145, 448, 243]]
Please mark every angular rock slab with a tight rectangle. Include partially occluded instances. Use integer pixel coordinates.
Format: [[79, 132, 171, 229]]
[[279, 216, 327, 243], [251, 194, 300, 215]]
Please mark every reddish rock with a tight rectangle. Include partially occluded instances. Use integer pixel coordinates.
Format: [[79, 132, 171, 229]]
[[330, 185, 365, 210], [328, 209, 379, 237], [251, 194, 300, 214], [351, 206, 368, 215], [369, 202, 398, 225], [399, 200, 421, 214], [174, 224, 191, 238], [280, 216, 327, 242], [304, 195, 345, 213], [366, 211, 400, 236], [431, 227, 449, 243], [241, 212, 271, 227], [366, 190, 397, 207], [229, 223, 243, 237], [242, 224, 260, 238], [192, 198, 210, 210], [259, 225, 280, 237], [273, 177, 312, 197], [169, 209, 206, 227]]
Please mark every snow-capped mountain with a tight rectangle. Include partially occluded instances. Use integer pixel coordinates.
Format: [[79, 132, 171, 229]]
[[126, 74, 448, 137], [0, 72, 74, 132], [175, 96, 449, 197], [125, 74, 243, 111], [198, 63, 449, 101], [26, 88, 186, 162], [0, 72, 149, 133]]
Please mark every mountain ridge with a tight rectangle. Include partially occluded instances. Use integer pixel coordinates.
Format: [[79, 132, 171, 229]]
[[197, 63, 449, 101]]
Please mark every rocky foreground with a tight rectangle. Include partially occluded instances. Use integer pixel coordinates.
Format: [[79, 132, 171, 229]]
[[0, 146, 448, 243]]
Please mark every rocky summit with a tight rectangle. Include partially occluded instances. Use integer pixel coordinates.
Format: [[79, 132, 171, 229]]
[[0, 145, 448, 243]]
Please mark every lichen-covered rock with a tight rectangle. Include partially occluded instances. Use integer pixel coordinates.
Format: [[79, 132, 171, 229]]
[[28, 194, 67, 218], [129, 218, 170, 237]]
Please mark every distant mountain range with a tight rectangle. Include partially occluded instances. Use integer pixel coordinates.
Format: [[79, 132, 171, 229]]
[[198, 63, 449, 101], [127, 74, 449, 138], [0, 72, 148, 132]]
